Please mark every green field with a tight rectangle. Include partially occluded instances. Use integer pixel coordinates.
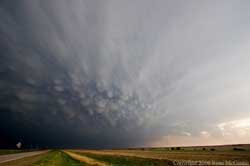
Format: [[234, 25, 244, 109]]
[[33, 151, 85, 166]]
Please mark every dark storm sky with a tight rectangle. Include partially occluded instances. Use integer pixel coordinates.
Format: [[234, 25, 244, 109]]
[[1, 0, 250, 148]]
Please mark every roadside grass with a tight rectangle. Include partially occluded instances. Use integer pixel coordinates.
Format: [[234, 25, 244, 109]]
[[33, 151, 86, 166], [75, 152, 174, 166], [0, 150, 26, 155]]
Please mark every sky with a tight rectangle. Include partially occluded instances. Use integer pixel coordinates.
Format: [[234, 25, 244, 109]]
[[0, 0, 250, 148]]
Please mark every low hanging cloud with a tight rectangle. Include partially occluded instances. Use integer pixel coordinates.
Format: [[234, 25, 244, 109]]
[[1, 0, 250, 148]]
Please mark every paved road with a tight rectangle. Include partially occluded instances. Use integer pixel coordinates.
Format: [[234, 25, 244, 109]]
[[0, 151, 48, 163]]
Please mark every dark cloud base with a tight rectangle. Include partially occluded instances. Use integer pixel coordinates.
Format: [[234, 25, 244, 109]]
[[0, 0, 157, 149], [0, 53, 148, 148], [0, 47, 148, 148]]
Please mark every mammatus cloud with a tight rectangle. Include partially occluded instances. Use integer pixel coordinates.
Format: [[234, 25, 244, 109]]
[[1, 0, 250, 148]]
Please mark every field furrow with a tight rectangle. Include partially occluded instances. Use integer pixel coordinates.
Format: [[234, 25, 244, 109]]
[[64, 151, 107, 166]]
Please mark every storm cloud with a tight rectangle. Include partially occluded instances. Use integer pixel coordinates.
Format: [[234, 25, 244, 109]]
[[1, 0, 250, 148]]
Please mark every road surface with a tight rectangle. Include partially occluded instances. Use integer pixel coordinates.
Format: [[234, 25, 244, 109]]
[[0, 151, 48, 163]]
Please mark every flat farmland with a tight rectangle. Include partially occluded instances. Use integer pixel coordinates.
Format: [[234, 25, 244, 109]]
[[0, 145, 249, 166], [70, 144, 250, 165]]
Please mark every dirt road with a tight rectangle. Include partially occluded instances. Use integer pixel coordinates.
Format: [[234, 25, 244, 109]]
[[0, 150, 49, 163]]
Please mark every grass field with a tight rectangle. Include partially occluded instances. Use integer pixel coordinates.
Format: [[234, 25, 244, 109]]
[[0, 144, 250, 166], [71, 149, 250, 166], [74, 152, 173, 166], [33, 151, 86, 166], [71, 144, 250, 165]]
